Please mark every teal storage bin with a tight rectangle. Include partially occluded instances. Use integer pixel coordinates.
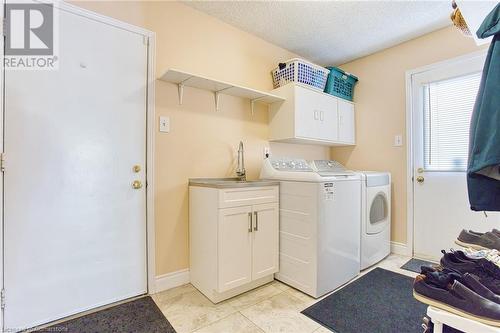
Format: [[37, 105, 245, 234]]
[[324, 67, 358, 101]]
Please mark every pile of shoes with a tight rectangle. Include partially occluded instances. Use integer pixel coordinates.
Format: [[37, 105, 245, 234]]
[[413, 229, 500, 331]]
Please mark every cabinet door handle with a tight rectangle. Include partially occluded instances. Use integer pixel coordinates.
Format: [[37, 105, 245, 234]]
[[248, 212, 253, 232], [253, 211, 258, 231], [314, 110, 319, 120], [320, 111, 324, 121]]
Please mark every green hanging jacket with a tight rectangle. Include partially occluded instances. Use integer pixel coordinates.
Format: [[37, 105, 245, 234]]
[[467, 3, 500, 211]]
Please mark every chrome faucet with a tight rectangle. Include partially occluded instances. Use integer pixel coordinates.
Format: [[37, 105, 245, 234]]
[[236, 141, 246, 181]]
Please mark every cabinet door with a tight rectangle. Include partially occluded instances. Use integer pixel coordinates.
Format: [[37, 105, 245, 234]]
[[294, 86, 319, 139], [317, 95, 338, 142], [295, 85, 338, 142], [338, 99, 355, 144], [251, 203, 279, 280], [218, 206, 253, 292]]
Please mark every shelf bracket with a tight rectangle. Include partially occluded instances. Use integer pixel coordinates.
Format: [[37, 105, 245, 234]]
[[214, 91, 220, 111], [250, 96, 266, 116], [214, 87, 232, 112], [177, 83, 184, 105]]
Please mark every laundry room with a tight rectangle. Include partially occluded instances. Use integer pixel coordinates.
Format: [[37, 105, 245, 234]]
[[1, 1, 499, 333]]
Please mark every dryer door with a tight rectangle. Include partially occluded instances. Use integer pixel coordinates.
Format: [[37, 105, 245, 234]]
[[366, 185, 390, 234]]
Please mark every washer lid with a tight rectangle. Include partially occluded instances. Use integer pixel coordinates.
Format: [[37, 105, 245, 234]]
[[260, 158, 360, 182], [310, 160, 355, 176]]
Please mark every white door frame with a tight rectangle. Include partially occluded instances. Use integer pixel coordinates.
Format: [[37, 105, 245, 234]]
[[0, 2, 157, 327], [404, 50, 487, 257]]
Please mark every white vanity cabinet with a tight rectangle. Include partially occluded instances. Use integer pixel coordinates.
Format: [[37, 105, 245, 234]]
[[189, 181, 279, 303], [269, 83, 355, 146]]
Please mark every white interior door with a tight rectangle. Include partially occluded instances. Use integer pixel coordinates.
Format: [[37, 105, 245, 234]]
[[412, 53, 500, 260], [3, 5, 148, 330]]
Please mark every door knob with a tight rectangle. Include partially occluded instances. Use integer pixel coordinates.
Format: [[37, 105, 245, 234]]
[[132, 180, 143, 189], [133, 165, 141, 173], [416, 176, 425, 184]]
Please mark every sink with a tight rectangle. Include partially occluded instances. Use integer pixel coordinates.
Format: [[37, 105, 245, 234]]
[[189, 178, 280, 189]]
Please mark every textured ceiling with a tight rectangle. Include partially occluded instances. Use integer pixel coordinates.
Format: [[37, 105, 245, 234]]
[[184, 1, 455, 66]]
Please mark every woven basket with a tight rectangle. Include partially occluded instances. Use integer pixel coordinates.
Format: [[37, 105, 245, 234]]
[[451, 4, 471, 36]]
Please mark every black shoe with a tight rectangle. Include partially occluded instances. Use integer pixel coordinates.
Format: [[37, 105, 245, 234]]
[[451, 250, 500, 279], [440, 251, 500, 294], [413, 275, 500, 327], [422, 266, 500, 304]]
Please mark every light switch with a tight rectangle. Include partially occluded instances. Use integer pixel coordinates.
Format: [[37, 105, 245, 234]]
[[394, 135, 403, 147], [159, 116, 170, 133]]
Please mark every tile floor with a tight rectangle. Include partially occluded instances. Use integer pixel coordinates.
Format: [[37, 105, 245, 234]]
[[152, 254, 418, 333]]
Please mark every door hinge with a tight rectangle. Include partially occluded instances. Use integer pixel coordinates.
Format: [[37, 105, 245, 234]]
[[1, 288, 5, 309], [1, 153, 5, 172]]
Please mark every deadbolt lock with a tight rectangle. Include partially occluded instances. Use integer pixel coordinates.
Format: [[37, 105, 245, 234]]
[[416, 176, 425, 184], [133, 165, 141, 173], [417, 168, 424, 174], [132, 180, 143, 189]]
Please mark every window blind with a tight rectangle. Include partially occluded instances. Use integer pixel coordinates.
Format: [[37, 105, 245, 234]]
[[423, 72, 481, 171]]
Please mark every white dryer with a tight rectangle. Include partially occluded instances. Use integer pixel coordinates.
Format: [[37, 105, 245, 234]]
[[359, 172, 391, 270], [261, 158, 361, 298]]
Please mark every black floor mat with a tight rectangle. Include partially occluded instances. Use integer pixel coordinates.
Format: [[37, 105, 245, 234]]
[[301, 268, 427, 333], [401, 258, 436, 274], [38, 296, 176, 333]]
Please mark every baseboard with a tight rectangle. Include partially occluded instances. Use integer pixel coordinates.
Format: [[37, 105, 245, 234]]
[[391, 241, 411, 256], [154, 269, 190, 293]]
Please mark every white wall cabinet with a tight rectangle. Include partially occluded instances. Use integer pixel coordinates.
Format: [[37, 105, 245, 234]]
[[269, 83, 355, 146], [190, 184, 279, 303]]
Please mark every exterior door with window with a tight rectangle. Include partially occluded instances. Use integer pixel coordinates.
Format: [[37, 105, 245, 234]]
[[412, 53, 500, 260]]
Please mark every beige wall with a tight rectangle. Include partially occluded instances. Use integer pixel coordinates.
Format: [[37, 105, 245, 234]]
[[331, 26, 487, 244], [69, 2, 484, 273], [73, 1, 329, 276]]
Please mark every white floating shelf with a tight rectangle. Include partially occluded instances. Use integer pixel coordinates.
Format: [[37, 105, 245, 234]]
[[427, 306, 500, 333], [159, 69, 285, 114]]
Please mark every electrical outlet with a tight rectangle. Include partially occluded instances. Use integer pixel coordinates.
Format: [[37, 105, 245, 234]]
[[263, 147, 271, 159], [159, 116, 170, 133], [394, 135, 403, 147]]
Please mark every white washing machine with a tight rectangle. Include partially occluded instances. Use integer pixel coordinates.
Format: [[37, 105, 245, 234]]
[[359, 171, 391, 270], [260, 158, 361, 298]]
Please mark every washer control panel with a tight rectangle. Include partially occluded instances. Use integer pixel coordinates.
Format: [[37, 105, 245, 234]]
[[269, 158, 313, 172]]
